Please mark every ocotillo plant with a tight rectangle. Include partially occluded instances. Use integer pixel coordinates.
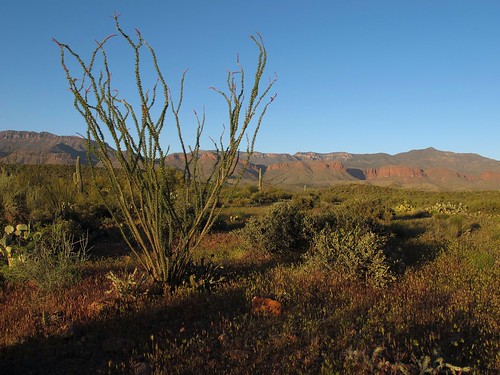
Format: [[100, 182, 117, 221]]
[[73, 156, 83, 194], [54, 14, 276, 289]]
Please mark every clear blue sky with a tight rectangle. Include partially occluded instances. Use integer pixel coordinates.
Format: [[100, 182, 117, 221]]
[[1, 1, 499, 160]]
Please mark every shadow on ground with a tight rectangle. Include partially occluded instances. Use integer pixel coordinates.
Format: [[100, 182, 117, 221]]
[[0, 282, 250, 374]]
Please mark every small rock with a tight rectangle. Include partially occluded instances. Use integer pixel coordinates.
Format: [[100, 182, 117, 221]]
[[251, 296, 282, 316]]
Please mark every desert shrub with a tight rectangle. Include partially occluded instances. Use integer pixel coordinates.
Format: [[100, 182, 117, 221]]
[[1, 222, 89, 291], [0, 171, 29, 224], [318, 188, 342, 205], [24, 185, 47, 221], [0, 191, 21, 224], [304, 223, 394, 287], [43, 178, 78, 220], [230, 185, 259, 199], [241, 202, 307, 254], [427, 201, 467, 215], [322, 346, 472, 374], [318, 198, 394, 237], [427, 213, 485, 243], [55, 17, 275, 290], [238, 187, 293, 205], [292, 191, 321, 210], [354, 198, 395, 222], [304, 198, 392, 242], [106, 267, 149, 306]]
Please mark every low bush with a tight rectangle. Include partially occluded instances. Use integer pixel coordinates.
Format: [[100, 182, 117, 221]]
[[291, 191, 321, 210], [241, 202, 307, 254], [305, 223, 394, 287]]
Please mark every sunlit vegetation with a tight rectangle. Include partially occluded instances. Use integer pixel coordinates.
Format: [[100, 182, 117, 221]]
[[53, 17, 276, 291], [0, 163, 498, 373]]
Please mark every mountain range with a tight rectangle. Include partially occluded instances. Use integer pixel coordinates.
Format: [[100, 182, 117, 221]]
[[1, 130, 499, 191]]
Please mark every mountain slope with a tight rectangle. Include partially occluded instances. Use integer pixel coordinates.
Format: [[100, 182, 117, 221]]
[[0, 130, 498, 190], [264, 160, 356, 186], [294, 147, 499, 174], [0, 131, 90, 164]]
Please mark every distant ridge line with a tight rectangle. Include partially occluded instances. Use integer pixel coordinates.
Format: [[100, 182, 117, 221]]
[[0, 130, 499, 191]]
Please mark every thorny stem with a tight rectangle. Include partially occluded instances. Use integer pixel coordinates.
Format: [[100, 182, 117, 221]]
[[54, 17, 276, 289]]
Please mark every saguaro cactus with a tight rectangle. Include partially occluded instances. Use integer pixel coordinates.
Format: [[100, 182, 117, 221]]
[[73, 156, 83, 194], [258, 168, 263, 191]]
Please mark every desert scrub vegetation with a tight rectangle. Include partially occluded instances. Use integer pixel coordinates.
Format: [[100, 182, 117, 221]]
[[223, 184, 293, 207], [0, 20, 498, 374], [305, 223, 395, 288], [240, 202, 307, 254], [0, 181, 498, 373], [0, 221, 89, 291]]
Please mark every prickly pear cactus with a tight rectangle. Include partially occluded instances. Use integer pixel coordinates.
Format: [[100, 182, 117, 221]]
[[15, 223, 29, 238], [0, 226, 14, 266], [0, 243, 13, 267], [0, 223, 31, 267]]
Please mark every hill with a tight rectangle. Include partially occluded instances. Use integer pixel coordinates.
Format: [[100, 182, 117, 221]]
[[1, 130, 499, 190]]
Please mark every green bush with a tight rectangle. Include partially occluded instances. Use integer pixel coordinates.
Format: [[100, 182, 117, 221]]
[[0, 171, 29, 224], [241, 202, 307, 254], [305, 223, 394, 287], [249, 188, 293, 205], [291, 191, 321, 210]]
